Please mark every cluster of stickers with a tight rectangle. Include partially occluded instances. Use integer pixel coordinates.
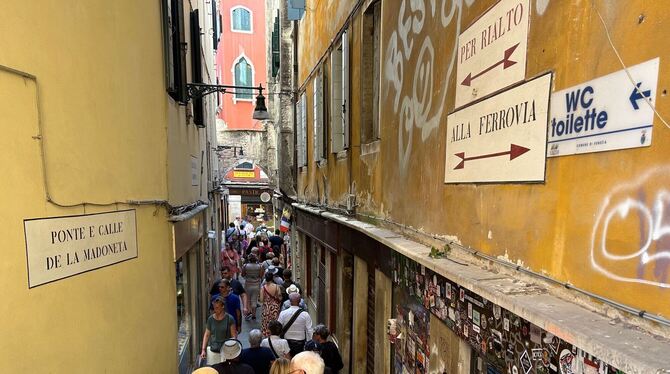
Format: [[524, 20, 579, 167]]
[[445, 0, 659, 184], [392, 252, 625, 374]]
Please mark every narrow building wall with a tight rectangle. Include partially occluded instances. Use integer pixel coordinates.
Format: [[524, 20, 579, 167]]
[[296, 0, 670, 320]]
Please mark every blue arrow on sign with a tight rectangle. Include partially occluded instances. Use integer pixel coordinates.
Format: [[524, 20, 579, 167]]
[[629, 82, 651, 110]]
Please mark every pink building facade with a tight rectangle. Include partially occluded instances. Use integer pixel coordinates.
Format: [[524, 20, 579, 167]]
[[216, 0, 267, 130]]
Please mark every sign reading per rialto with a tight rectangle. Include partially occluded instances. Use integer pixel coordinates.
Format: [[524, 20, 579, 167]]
[[456, 0, 530, 108], [24, 210, 138, 288], [445, 73, 551, 183]]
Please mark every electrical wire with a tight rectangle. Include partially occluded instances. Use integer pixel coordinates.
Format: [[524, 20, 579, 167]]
[[592, 1, 670, 130]]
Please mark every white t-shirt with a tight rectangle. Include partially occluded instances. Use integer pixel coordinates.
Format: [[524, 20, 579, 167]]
[[261, 336, 290, 357], [277, 306, 313, 341], [244, 223, 254, 237]]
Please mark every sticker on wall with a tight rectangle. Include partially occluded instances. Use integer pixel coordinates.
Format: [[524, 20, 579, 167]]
[[519, 350, 533, 374], [547, 58, 659, 157], [445, 73, 552, 183], [559, 349, 576, 374], [390, 252, 625, 374], [455, 0, 530, 107]]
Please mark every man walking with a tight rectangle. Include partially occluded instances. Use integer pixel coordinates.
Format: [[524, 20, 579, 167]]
[[219, 279, 243, 330], [305, 325, 344, 374], [210, 267, 248, 317], [277, 293, 312, 357], [239, 329, 275, 374]]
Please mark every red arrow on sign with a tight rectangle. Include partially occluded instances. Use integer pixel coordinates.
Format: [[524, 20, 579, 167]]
[[461, 43, 520, 87], [454, 144, 530, 170]]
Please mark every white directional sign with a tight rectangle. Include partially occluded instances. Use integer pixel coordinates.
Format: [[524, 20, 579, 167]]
[[547, 58, 659, 157], [445, 73, 551, 183], [455, 0, 530, 108]]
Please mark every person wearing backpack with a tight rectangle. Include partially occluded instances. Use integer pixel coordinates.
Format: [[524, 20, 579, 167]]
[[277, 293, 312, 357]]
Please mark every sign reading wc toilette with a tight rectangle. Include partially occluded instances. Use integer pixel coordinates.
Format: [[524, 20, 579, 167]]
[[24, 210, 138, 288], [547, 58, 659, 157]]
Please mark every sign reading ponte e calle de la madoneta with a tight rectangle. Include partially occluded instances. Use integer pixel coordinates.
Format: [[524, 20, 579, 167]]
[[24, 210, 138, 288]]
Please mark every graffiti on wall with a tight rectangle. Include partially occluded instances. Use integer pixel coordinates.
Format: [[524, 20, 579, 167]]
[[591, 166, 670, 288], [392, 252, 624, 374], [384, 0, 551, 173]]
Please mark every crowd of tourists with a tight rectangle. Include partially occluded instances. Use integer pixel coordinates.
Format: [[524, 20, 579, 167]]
[[195, 217, 343, 374]]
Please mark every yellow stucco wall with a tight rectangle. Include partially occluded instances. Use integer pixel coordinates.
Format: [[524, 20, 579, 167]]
[[298, 0, 670, 318], [0, 1, 177, 372]]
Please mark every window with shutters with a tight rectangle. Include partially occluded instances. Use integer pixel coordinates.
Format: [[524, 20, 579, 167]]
[[313, 70, 326, 163], [271, 12, 280, 78], [361, 1, 381, 144], [231, 6, 252, 33], [297, 92, 308, 167], [233, 55, 254, 100], [190, 10, 205, 127], [161, 0, 187, 102], [211, 0, 220, 50], [330, 30, 349, 154]]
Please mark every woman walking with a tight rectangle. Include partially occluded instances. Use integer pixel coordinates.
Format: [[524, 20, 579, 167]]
[[221, 242, 240, 279], [200, 296, 237, 364], [241, 254, 263, 320], [260, 272, 283, 336]]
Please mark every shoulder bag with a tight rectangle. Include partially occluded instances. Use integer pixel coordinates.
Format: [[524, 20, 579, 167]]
[[280, 308, 305, 339]]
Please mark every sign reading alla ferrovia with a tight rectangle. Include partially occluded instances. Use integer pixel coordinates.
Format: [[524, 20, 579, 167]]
[[24, 210, 138, 288]]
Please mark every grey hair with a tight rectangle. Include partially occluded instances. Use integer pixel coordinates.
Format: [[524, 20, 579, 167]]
[[248, 329, 263, 347], [313, 324, 330, 339], [289, 292, 301, 303], [291, 351, 325, 373]]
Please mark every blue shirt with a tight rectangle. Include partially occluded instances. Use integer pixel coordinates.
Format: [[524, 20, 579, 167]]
[[239, 347, 275, 374], [224, 292, 242, 327]]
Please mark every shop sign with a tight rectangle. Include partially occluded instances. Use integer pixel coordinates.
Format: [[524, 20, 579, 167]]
[[456, 0, 530, 107], [445, 73, 551, 183], [24, 210, 138, 288], [232, 170, 255, 178], [547, 58, 659, 157]]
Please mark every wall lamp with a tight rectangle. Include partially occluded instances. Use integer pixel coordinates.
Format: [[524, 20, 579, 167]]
[[186, 83, 270, 120]]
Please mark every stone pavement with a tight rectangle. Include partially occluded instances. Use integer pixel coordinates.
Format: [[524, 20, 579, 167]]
[[236, 275, 262, 349]]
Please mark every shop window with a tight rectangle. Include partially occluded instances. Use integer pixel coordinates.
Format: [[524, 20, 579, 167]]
[[366, 270, 376, 374], [305, 236, 313, 297], [231, 6, 252, 33], [361, 1, 381, 143], [317, 244, 327, 324], [330, 30, 349, 153], [233, 56, 254, 100], [176, 257, 192, 362], [328, 251, 338, 333]]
